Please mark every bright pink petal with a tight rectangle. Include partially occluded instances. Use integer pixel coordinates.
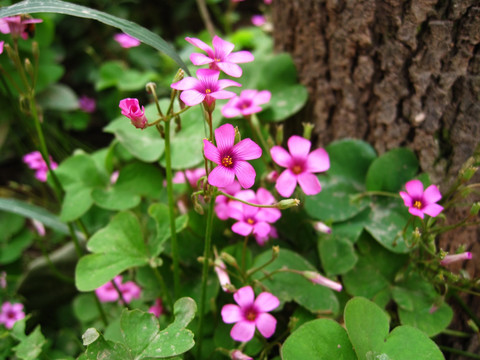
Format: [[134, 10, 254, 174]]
[[171, 77, 200, 90], [231, 321, 256, 342], [212, 35, 235, 57], [233, 161, 257, 189], [217, 79, 242, 90], [185, 37, 213, 55], [217, 62, 243, 77], [221, 304, 243, 323], [255, 313, 277, 338], [408, 207, 425, 219], [399, 191, 413, 207], [256, 208, 281, 223], [203, 139, 221, 164], [210, 90, 238, 100], [235, 190, 257, 203], [254, 292, 279, 312], [423, 203, 444, 218], [242, 105, 264, 116], [215, 123, 235, 153], [197, 68, 220, 85], [275, 170, 297, 197], [270, 146, 293, 168], [232, 138, 262, 161], [423, 184, 442, 204], [228, 201, 247, 221], [208, 165, 235, 187], [226, 51, 255, 63], [232, 221, 254, 236], [222, 104, 242, 118], [234, 286, 255, 307], [305, 148, 330, 173], [180, 90, 206, 106], [297, 172, 322, 195], [190, 52, 214, 66], [405, 179, 424, 198], [287, 135, 311, 161], [253, 222, 271, 238], [256, 188, 275, 205], [251, 90, 271, 105]]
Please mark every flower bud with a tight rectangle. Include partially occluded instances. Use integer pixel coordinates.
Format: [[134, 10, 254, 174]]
[[440, 252, 472, 266], [461, 166, 478, 182], [265, 170, 279, 183], [302, 122, 315, 140], [119, 98, 148, 129], [470, 202, 480, 216], [145, 82, 157, 93], [275, 124, 284, 145], [24, 58, 34, 78], [313, 221, 331, 234], [234, 126, 242, 144], [303, 271, 342, 292], [220, 252, 238, 267], [277, 198, 300, 209], [172, 68, 185, 83]]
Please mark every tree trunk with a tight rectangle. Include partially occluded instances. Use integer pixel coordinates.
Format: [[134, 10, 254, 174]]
[[271, 0, 479, 356]]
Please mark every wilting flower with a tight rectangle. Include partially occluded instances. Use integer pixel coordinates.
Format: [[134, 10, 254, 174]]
[[222, 89, 271, 118], [171, 68, 241, 107], [0, 302, 25, 329], [203, 123, 262, 189], [149, 299, 163, 317], [270, 135, 330, 197], [119, 98, 148, 129], [440, 252, 472, 266], [186, 36, 254, 78], [0, 16, 43, 40], [221, 286, 279, 342], [113, 33, 140, 48], [78, 95, 96, 113], [95, 276, 141, 304], [303, 271, 342, 292], [231, 350, 253, 360], [251, 15, 266, 27], [228, 188, 281, 245], [23, 151, 58, 182], [399, 180, 443, 219]]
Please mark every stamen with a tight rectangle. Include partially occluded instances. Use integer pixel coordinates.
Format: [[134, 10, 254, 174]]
[[205, 89, 211, 94], [221, 155, 233, 168], [292, 165, 303, 174], [247, 218, 254, 225], [246, 310, 256, 321], [413, 200, 422, 209]]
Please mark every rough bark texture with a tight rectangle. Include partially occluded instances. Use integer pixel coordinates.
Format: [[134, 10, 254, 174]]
[[271, 0, 479, 357]]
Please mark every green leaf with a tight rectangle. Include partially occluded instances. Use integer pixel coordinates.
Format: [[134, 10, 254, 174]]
[[365, 148, 418, 192], [95, 61, 157, 91], [37, 84, 79, 111], [318, 236, 358, 276], [75, 212, 149, 291], [73, 294, 100, 323], [251, 249, 339, 314], [60, 184, 95, 222], [260, 84, 309, 122], [282, 319, 356, 360], [0, 0, 189, 74], [0, 228, 33, 265], [344, 297, 390, 360], [13, 326, 46, 360], [82, 329, 129, 360]]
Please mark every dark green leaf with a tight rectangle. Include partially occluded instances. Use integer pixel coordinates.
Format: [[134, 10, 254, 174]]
[[318, 236, 358, 275]]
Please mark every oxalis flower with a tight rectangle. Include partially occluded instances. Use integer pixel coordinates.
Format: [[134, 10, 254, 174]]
[[0, 16, 43, 40], [270, 135, 330, 197], [171, 68, 241, 107], [114, 33, 140, 48], [203, 123, 262, 189], [119, 98, 148, 129], [440, 252, 472, 266], [186, 35, 254, 78], [221, 89, 271, 118], [0, 301, 25, 329], [399, 179, 443, 219], [221, 286, 279, 342]]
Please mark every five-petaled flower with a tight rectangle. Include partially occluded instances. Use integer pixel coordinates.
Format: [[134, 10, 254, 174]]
[[221, 286, 279, 342], [203, 123, 262, 189], [0, 15, 43, 40], [221, 89, 271, 118], [171, 68, 241, 107], [23, 150, 58, 182], [186, 36, 254, 78], [399, 179, 443, 219], [270, 135, 330, 197], [95, 276, 141, 304], [119, 98, 148, 129], [0, 301, 25, 329]]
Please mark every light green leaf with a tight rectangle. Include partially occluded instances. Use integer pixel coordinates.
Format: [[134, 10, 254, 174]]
[[318, 236, 358, 275], [13, 326, 46, 360], [37, 84, 79, 111]]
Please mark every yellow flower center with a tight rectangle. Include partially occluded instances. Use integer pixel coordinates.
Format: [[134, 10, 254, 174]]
[[205, 88, 211, 94], [221, 155, 233, 168], [413, 200, 423, 209], [247, 218, 254, 225], [246, 309, 256, 321], [292, 165, 303, 174]]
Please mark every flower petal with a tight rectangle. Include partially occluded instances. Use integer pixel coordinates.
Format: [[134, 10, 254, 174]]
[[203, 139, 220, 164], [275, 170, 297, 197], [297, 172, 322, 195], [270, 146, 292, 169], [208, 165, 236, 187], [196, 68, 220, 85], [222, 103, 242, 118], [217, 79, 242, 90], [423, 203, 444, 218], [190, 52, 214, 66], [253, 222, 271, 238], [252, 90, 271, 105], [423, 184, 442, 204], [287, 135, 311, 161], [231, 321, 256, 342], [408, 207, 425, 219], [171, 77, 200, 90], [232, 221, 254, 236], [233, 138, 262, 161], [305, 148, 330, 173], [226, 50, 255, 64], [210, 90, 238, 100], [234, 286, 255, 308], [399, 191, 413, 207], [180, 90, 206, 106], [405, 179, 424, 198], [254, 292, 280, 312], [215, 123, 235, 152], [233, 161, 257, 189], [185, 37, 213, 55], [221, 304, 243, 323], [255, 312, 277, 338], [212, 35, 235, 57], [217, 61, 243, 77]]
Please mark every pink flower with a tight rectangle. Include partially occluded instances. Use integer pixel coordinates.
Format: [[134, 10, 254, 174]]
[[119, 98, 148, 129], [264, 0, 272, 4], [440, 252, 472, 266], [221, 286, 279, 342], [185, 168, 206, 188], [228, 188, 281, 245], [214, 251, 232, 292], [270, 135, 330, 197], [222, 90, 271, 118], [95, 276, 141, 304], [251, 15, 266, 27], [399, 180, 443, 219], [110, 170, 120, 185], [204, 123, 262, 189], [171, 68, 241, 107], [113, 33, 141, 48], [186, 36, 254, 78], [265, 170, 279, 183], [0, 41, 4, 54], [78, 95, 96, 113], [23, 151, 58, 182], [31, 219, 46, 237], [215, 181, 242, 220], [313, 221, 331, 234], [0, 16, 43, 40], [303, 271, 342, 292], [149, 299, 163, 317], [0, 302, 25, 329], [120, 280, 142, 303], [231, 350, 253, 360]]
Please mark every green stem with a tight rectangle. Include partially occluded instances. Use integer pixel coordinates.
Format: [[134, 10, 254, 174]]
[[249, 114, 272, 163], [217, 190, 295, 208], [439, 346, 480, 359], [151, 266, 174, 313], [451, 292, 480, 329], [92, 293, 108, 327], [196, 195, 216, 358], [162, 120, 180, 299], [195, 0, 216, 38], [351, 190, 399, 201]]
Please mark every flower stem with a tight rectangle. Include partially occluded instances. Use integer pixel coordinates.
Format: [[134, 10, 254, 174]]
[[249, 114, 272, 163], [217, 190, 298, 209], [196, 195, 216, 358], [151, 265, 174, 313]]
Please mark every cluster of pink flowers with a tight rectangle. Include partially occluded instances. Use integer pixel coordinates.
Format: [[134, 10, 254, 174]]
[[23, 151, 58, 182], [0, 301, 25, 329], [95, 276, 141, 304]]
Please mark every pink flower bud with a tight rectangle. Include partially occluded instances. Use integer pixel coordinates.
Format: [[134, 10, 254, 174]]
[[440, 252, 472, 266], [149, 299, 163, 317], [303, 271, 342, 292], [231, 350, 253, 360], [119, 98, 148, 129], [313, 221, 332, 234]]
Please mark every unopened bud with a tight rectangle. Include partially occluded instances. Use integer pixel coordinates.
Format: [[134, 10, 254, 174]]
[[265, 170, 279, 183], [440, 251, 472, 266], [461, 166, 478, 182], [277, 198, 300, 209], [234, 126, 241, 144], [173, 68, 185, 83], [275, 124, 284, 145], [303, 271, 342, 292], [302, 122, 315, 140], [272, 245, 280, 259], [24, 58, 34, 78], [220, 252, 238, 267], [313, 221, 331, 234], [470, 202, 480, 216], [146, 82, 157, 93], [32, 41, 39, 60]]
